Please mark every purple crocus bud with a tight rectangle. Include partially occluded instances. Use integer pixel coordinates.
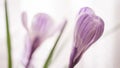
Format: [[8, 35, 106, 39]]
[[21, 12, 66, 68], [69, 7, 104, 68]]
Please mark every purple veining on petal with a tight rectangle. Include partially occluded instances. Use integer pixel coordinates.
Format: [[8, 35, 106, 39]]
[[76, 16, 104, 66], [73, 15, 97, 65], [69, 7, 104, 68], [74, 14, 93, 50], [74, 14, 89, 48]]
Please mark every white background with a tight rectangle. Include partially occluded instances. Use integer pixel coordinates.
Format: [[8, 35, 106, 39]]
[[0, 0, 120, 68]]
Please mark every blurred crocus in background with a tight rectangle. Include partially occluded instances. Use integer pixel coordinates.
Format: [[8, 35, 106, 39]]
[[21, 12, 66, 68], [69, 7, 104, 68]]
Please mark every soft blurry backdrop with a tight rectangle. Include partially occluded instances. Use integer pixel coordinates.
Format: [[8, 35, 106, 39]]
[[0, 0, 120, 68]]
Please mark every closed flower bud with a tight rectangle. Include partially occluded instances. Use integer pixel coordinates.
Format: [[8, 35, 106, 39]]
[[69, 7, 104, 68]]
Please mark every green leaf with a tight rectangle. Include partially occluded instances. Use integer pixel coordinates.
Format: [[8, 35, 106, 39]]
[[43, 21, 67, 68], [5, 0, 12, 68]]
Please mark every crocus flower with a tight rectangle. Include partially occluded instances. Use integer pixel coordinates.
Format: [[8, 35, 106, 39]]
[[21, 12, 66, 68], [69, 7, 104, 68]]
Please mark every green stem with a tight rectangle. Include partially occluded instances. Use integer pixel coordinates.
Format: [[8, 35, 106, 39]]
[[5, 0, 12, 68], [43, 21, 67, 68]]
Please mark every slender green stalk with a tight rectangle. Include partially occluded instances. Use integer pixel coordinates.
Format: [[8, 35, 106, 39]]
[[43, 22, 67, 68], [5, 0, 12, 68]]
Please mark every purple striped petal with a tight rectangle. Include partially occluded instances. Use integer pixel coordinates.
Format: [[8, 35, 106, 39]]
[[69, 7, 104, 68]]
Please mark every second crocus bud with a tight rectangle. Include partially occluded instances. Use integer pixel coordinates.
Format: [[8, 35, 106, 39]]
[[21, 12, 66, 68], [69, 7, 104, 68]]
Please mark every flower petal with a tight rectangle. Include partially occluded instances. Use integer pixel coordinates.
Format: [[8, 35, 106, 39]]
[[22, 35, 32, 66], [22, 12, 28, 31], [22, 13, 67, 68], [75, 15, 104, 64], [22, 35, 41, 68], [69, 7, 104, 68], [31, 13, 54, 38], [78, 7, 95, 16]]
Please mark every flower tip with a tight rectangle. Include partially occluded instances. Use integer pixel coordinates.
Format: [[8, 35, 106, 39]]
[[79, 7, 95, 16], [21, 11, 28, 30]]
